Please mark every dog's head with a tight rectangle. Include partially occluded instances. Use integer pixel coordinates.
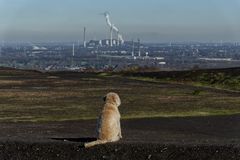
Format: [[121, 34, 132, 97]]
[[103, 92, 121, 107]]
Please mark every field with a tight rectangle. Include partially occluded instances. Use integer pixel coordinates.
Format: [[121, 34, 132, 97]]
[[0, 67, 239, 122], [0, 67, 240, 159]]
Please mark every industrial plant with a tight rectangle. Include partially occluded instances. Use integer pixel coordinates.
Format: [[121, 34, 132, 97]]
[[0, 12, 240, 71], [78, 12, 167, 67], [82, 12, 124, 48]]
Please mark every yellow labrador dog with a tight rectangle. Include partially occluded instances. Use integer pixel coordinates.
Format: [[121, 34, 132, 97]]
[[85, 92, 122, 148]]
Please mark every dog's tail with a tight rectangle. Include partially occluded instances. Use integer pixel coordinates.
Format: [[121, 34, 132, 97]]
[[84, 139, 108, 148]]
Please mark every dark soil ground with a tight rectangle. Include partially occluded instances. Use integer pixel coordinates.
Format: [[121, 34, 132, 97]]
[[1, 115, 240, 159]]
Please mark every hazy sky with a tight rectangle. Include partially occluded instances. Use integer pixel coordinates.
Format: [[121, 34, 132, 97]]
[[0, 0, 240, 42]]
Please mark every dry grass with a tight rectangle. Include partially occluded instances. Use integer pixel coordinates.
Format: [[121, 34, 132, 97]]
[[0, 69, 239, 122], [0, 80, 24, 85]]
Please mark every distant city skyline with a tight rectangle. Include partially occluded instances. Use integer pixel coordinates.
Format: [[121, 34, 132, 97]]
[[0, 0, 240, 42]]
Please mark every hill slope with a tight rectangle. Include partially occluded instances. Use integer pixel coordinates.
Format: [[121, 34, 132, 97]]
[[119, 67, 240, 91], [0, 67, 239, 122]]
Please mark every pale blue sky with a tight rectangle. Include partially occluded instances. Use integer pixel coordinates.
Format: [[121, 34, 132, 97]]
[[0, 0, 240, 42]]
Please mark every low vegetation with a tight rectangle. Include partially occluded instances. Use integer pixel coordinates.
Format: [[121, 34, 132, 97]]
[[0, 67, 239, 122], [118, 67, 240, 91]]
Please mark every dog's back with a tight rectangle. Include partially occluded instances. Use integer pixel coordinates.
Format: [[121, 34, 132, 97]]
[[84, 92, 122, 148], [98, 103, 120, 141]]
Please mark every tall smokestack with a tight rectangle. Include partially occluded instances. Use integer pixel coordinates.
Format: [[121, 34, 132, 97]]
[[132, 40, 135, 57], [117, 36, 120, 46], [72, 43, 75, 57], [138, 39, 141, 57], [83, 27, 86, 48], [110, 27, 113, 47]]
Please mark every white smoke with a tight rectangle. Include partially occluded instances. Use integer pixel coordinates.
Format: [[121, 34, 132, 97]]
[[104, 13, 112, 27], [112, 24, 119, 32], [103, 12, 124, 44]]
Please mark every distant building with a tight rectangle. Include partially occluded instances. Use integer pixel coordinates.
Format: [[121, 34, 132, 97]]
[[87, 40, 100, 47], [87, 39, 119, 47]]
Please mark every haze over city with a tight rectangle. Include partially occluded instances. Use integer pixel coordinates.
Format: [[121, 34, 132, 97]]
[[1, 0, 240, 42], [0, 1, 240, 159]]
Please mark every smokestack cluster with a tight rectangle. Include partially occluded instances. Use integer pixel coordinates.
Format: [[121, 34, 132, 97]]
[[102, 12, 124, 46]]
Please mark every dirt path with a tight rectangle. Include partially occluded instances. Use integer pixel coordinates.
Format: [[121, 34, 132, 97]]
[[1, 115, 240, 145], [0, 115, 240, 159]]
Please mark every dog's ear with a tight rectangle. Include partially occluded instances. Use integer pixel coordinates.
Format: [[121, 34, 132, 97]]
[[103, 96, 106, 102]]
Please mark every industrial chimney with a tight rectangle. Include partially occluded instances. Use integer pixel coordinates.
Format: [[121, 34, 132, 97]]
[[72, 43, 75, 57], [138, 39, 141, 57], [132, 40, 135, 57], [83, 27, 86, 48]]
